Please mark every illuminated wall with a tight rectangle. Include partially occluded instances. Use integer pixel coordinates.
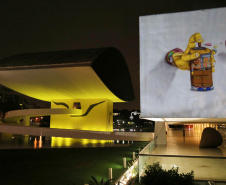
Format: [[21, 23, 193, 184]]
[[0, 47, 134, 132], [140, 7, 226, 120], [50, 99, 113, 131]]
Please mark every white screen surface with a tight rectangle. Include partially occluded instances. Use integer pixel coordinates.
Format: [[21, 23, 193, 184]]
[[140, 7, 226, 119]]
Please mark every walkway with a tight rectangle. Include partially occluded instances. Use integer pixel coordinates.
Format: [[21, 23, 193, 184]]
[[139, 128, 226, 182], [155, 129, 226, 157], [0, 123, 154, 141]]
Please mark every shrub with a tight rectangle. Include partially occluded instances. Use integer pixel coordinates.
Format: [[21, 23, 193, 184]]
[[88, 176, 112, 185], [141, 162, 194, 185]]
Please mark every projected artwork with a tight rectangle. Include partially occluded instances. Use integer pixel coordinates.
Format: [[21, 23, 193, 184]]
[[165, 33, 216, 91], [140, 7, 226, 119]]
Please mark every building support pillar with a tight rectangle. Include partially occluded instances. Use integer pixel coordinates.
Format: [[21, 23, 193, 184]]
[[154, 121, 167, 145]]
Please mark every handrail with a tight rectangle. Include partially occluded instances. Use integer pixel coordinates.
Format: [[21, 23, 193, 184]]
[[208, 181, 216, 185], [139, 153, 226, 159]]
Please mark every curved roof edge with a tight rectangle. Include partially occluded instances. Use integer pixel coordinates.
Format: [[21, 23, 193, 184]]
[[0, 48, 104, 69], [91, 47, 134, 101], [0, 47, 134, 101]]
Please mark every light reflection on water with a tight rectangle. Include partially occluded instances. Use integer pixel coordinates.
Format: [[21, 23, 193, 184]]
[[0, 133, 130, 149], [51, 137, 113, 148]]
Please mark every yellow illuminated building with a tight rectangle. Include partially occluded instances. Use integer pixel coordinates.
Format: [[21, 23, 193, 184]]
[[0, 47, 134, 132]]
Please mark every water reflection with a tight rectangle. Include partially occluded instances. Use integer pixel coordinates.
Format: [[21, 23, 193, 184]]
[[33, 136, 43, 149], [51, 137, 113, 148], [0, 133, 132, 149], [113, 140, 133, 145]]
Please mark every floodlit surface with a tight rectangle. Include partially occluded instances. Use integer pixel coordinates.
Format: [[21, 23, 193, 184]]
[[140, 8, 226, 119], [155, 129, 226, 156], [139, 127, 226, 181], [0, 66, 123, 102]]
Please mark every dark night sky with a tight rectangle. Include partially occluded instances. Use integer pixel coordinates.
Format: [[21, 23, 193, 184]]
[[0, 0, 226, 110]]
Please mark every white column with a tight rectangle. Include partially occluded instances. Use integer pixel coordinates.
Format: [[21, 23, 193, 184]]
[[109, 168, 112, 181], [154, 121, 167, 145], [133, 152, 135, 160], [123, 157, 127, 168]]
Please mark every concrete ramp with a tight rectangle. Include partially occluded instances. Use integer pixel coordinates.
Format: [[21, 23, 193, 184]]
[[4, 108, 82, 123], [0, 124, 154, 141]]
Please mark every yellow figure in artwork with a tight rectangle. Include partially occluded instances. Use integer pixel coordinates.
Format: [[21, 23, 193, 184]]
[[165, 33, 216, 91]]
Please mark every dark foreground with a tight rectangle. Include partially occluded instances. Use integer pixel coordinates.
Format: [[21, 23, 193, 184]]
[[0, 141, 149, 185]]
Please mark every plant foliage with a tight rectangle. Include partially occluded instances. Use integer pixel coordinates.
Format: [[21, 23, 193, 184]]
[[88, 176, 112, 185], [141, 162, 194, 185]]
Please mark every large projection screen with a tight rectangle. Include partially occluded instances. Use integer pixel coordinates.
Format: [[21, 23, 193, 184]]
[[140, 7, 226, 121]]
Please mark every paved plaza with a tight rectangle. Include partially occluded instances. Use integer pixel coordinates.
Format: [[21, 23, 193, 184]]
[[140, 126, 226, 182]]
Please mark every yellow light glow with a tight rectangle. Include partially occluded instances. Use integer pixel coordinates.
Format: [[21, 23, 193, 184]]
[[0, 66, 124, 102], [115, 159, 139, 185], [51, 137, 111, 147], [50, 99, 113, 132], [192, 123, 210, 140], [34, 138, 37, 149]]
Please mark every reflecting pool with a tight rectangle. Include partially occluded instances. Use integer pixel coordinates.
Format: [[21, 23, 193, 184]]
[[0, 133, 131, 149]]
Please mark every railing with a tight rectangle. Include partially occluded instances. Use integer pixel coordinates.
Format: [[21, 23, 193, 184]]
[[139, 154, 226, 182], [138, 138, 157, 182], [114, 140, 155, 185]]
